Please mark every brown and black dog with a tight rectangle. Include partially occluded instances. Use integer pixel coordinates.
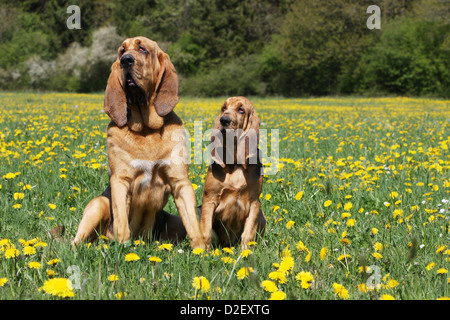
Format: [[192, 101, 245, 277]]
[[200, 97, 266, 250], [73, 37, 204, 249]]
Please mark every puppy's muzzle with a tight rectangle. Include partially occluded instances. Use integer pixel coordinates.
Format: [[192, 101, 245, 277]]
[[220, 115, 232, 127]]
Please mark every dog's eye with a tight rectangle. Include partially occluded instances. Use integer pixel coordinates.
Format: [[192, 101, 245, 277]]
[[221, 105, 226, 112], [120, 47, 126, 55], [138, 46, 148, 54], [238, 107, 245, 114]]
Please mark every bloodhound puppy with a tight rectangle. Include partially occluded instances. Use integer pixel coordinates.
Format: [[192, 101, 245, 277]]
[[73, 37, 204, 249], [200, 97, 266, 249]]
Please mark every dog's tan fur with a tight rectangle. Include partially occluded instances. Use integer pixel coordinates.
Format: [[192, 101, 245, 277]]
[[73, 37, 204, 249], [200, 97, 265, 249]]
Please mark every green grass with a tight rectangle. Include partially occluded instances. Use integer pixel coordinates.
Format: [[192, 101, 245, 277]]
[[0, 93, 449, 300]]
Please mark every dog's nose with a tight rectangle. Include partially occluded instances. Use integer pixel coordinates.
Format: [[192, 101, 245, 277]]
[[120, 54, 135, 68], [220, 116, 231, 127]]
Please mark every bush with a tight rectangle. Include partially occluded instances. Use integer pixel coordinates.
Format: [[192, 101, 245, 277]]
[[180, 55, 266, 97], [358, 17, 450, 97]]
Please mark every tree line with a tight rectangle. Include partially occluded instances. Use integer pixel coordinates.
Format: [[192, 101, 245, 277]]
[[0, 0, 448, 97]]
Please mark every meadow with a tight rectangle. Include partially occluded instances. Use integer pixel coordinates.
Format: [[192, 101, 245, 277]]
[[0, 92, 449, 300]]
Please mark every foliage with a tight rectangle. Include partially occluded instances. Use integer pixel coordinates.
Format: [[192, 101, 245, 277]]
[[0, 0, 448, 97]]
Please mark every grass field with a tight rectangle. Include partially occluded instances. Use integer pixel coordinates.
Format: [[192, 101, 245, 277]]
[[0, 92, 449, 300]]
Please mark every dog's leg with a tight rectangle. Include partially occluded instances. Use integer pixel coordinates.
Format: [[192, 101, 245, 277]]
[[72, 195, 110, 244], [199, 202, 217, 250], [171, 179, 205, 249], [240, 201, 262, 249], [110, 177, 131, 243], [257, 209, 266, 239]]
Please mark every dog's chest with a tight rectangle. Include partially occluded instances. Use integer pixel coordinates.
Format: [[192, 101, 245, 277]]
[[216, 168, 250, 220], [130, 159, 171, 188]]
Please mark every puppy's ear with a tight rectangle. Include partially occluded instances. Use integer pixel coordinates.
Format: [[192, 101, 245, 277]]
[[209, 116, 226, 168], [237, 105, 261, 169], [104, 61, 127, 127], [154, 51, 180, 117]]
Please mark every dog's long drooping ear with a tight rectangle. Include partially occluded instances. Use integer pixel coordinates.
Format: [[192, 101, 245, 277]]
[[154, 51, 180, 117], [210, 116, 226, 168], [237, 106, 261, 169], [104, 61, 127, 127]]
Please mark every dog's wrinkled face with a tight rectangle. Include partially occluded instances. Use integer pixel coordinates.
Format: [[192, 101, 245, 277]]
[[118, 37, 161, 102], [216, 96, 255, 131], [104, 36, 179, 130], [211, 97, 260, 168]]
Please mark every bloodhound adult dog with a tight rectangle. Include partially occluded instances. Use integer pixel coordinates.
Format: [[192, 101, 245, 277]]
[[200, 97, 266, 249], [73, 37, 204, 249]]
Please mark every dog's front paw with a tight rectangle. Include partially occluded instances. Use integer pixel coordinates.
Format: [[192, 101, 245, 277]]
[[190, 237, 206, 250]]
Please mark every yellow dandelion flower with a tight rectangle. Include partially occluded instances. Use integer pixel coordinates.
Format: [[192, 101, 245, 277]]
[[40, 278, 75, 298], [192, 248, 204, 255], [192, 276, 210, 293], [374, 242, 383, 251], [3, 172, 16, 179], [0, 278, 8, 287], [268, 271, 288, 284], [107, 274, 119, 282], [337, 254, 351, 261], [295, 191, 304, 201], [344, 202, 353, 211], [148, 256, 162, 263], [320, 247, 328, 260], [240, 249, 252, 258], [261, 280, 278, 293], [13, 192, 25, 200], [390, 191, 399, 199], [386, 279, 399, 288], [28, 261, 42, 269], [295, 271, 314, 289], [358, 283, 369, 293], [296, 240, 309, 252], [236, 267, 254, 280], [346, 218, 356, 227], [269, 291, 286, 300], [158, 243, 173, 251], [222, 247, 234, 254], [332, 283, 349, 299], [341, 212, 351, 219], [372, 252, 383, 260], [278, 256, 294, 275], [34, 241, 48, 248], [380, 294, 395, 300], [47, 258, 60, 265], [305, 252, 312, 263], [221, 257, 235, 264], [23, 246, 36, 256], [265, 194, 272, 200], [437, 268, 448, 274], [133, 240, 145, 246], [324, 200, 332, 207], [115, 292, 127, 299], [124, 253, 140, 262], [286, 220, 295, 229], [426, 262, 436, 270], [4, 248, 20, 259]]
